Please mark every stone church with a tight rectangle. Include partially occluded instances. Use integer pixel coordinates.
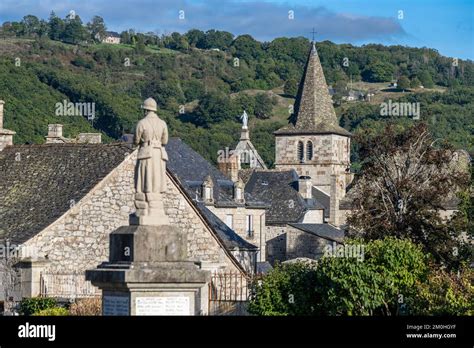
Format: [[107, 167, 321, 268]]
[[0, 42, 349, 309], [220, 42, 348, 264]]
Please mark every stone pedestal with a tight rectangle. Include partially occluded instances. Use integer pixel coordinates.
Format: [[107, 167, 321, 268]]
[[86, 224, 210, 316], [18, 258, 49, 298]]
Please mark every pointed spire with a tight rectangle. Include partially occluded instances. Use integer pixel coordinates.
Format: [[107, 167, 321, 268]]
[[275, 43, 351, 136]]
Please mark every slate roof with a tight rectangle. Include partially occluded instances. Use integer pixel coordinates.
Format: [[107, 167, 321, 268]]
[[106, 31, 121, 38], [0, 143, 133, 244], [244, 170, 325, 224], [289, 223, 344, 243], [275, 43, 351, 137], [166, 138, 266, 208], [0, 139, 258, 252], [193, 202, 257, 251]]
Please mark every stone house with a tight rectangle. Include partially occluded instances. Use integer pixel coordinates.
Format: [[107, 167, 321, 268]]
[[99, 31, 121, 44], [0, 108, 258, 308]]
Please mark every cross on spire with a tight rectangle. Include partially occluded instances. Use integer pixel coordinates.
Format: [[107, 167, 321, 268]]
[[310, 28, 317, 42]]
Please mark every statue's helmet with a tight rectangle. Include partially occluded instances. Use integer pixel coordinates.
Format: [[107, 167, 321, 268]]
[[141, 97, 157, 112]]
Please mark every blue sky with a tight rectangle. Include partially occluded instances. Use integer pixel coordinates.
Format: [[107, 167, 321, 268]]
[[0, 0, 472, 59]]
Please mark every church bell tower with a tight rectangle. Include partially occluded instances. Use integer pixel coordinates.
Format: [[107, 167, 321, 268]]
[[274, 42, 351, 197]]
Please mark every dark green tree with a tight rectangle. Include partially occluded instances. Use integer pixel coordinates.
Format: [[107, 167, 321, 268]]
[[283, 78, 298, 97], [397, 76, 411, 91], [362, 61, 395, 82], [254, 93, 273, 119], [87, 16, 107, 42]]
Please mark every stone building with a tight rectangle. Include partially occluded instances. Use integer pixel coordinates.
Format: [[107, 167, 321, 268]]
[[220, 42, 348, 264], [0, 109, 259, 308], [274, 42, 353, 227], [99, 31, 121, 44]]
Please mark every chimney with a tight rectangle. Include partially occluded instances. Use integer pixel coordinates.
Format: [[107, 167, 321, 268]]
[[77, 133, 102, 144], [0, 100, 16, 151], [218, 152, 240, 182], [298, 176, 312, 200], [48, 124, 63, 138], [329, 174, 341, 226], [45, 124, 65, 144]]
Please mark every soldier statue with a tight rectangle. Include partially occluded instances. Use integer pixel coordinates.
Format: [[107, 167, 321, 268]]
[[132, 97, 169, 224]]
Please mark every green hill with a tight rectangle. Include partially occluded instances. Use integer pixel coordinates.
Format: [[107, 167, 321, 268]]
[[0, 31, 472, 167]]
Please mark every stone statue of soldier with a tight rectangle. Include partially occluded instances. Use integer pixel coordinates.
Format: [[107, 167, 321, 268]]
[[131, 97, 169, 225]]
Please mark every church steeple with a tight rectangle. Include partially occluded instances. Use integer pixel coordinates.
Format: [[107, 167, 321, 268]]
[[275, 42, 350, 136]]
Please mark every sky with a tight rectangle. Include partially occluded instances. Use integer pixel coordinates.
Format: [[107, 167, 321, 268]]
[[0, 0, 472, 59]]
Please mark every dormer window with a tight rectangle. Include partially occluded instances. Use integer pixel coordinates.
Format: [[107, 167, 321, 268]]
[[234, 179, 245, 203], [201, 175, 214, 204]]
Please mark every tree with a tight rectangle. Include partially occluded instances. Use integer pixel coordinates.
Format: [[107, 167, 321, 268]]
[[62, 15, 86, 44], [230, 34, 263, 60], [193, 92, 237, 127], [347, 123, 470, 267], [248, 262, 319, 316], [418, 70, 435, 88], [21, 15, 40, 36], [185, 29, 205, 48], [48, 11, 64, 41], [87, 16, 106, 42], [283, 78, 298, 97], [410, 77, 421, 89], [362, 61, 395, 82], [200, 29, 233, 50], [397, 76, 410, 91], [249, 238, 430, 316], [254, 93, 273, 119]]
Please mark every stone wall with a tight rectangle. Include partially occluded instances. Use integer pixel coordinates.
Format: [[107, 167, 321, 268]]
[[208, 206, 266, 262], [265, 224, 288, 264], [286, 226, 333, 260], [275, 134, 350, 193], [22, 150, 243, 295]]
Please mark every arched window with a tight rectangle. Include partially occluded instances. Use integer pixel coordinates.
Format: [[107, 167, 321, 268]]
[[297, 141, 304, 163], [306, 141, 313, 161]]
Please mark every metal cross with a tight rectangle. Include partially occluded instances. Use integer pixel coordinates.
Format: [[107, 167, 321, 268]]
[[310, 28, 317, 42]]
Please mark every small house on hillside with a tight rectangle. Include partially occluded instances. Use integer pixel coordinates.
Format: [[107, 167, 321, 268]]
[[100, 31, 121, 44]]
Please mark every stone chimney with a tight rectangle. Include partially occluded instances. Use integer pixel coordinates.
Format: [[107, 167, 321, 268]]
[[77, 133, 102, 144], [234, 179, 245, 203], [202, 175, 214, 204], [298, 176, 312, 200], [48, 124, 63, 138], [0, 100, 16, 151], [329, 174, 341, 226], [218, 152, 240, 182], [45, 124, 64, 143]]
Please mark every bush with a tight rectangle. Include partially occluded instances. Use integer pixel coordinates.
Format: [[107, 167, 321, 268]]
[[32, 307, 69, 316], [248, 261, 319, 316], [20, 297, 57, 316], [249, 238, 430, 316], [411, 266, 474, 315], [69, 297, 102, 316]]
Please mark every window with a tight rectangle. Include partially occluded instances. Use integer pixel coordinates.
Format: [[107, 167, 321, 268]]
[[306, 141, 313, 161], [297, 141, 304, 163], [246, 215, 254, 238], [225, 214, 233, 229]]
